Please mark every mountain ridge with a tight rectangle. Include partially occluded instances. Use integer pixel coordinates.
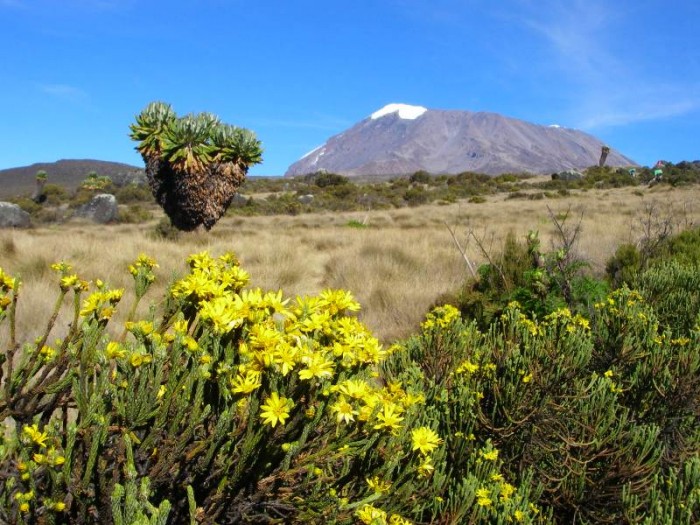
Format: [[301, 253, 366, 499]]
[[0, 159, 143, 198], [285, 105, 637, 177]]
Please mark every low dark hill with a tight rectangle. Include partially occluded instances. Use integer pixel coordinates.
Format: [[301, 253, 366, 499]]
[[0, 159, 144, 199]]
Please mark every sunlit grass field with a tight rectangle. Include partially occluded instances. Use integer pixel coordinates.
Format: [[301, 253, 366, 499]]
[[1, 183, 698, 347]]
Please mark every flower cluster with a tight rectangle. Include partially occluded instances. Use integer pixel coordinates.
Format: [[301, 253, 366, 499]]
[[168, 251, 422, 438], [129, 253, 159, 298], [420, 304, 461, 330], [0, 267, 16, 317], [14, 424, 67, 515], [356, 504, 412, 525]]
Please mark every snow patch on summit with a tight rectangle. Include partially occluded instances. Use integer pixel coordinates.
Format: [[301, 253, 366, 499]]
[[371, 103, 427, 120]]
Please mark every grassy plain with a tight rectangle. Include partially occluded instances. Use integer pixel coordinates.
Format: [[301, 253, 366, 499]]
[[1, 183, 699, 347]]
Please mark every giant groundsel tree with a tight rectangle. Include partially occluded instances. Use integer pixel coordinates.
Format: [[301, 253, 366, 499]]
[[129, 102, 262, 231]]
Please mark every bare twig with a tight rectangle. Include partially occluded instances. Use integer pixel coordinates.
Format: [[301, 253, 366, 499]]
[[444, 222, 477, 278]]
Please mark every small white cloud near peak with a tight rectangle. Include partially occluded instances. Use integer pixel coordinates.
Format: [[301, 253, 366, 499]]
[[549, 124, 561, 128], [370, 103, 428, 120]]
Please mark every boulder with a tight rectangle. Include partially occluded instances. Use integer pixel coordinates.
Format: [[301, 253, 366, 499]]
[[230, 193, 250, 207], [552, 170, 583, 182], [0, 202, 30, 228], [75, 193, 118, 223], [298, 194, 314, 205]]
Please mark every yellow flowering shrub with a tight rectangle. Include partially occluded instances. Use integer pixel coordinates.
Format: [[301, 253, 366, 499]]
[[0, 252, 460, 524]]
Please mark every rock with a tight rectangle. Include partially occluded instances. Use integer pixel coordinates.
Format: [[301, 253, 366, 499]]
[[230, 193, 250, 207], [298, 194, 314, 205], [552, 170, 583, 182], [0, 202, 30, 228], [75, 193, 118, 223]]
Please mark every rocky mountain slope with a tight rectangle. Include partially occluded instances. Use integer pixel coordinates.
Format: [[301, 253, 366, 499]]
[[285, 104, 636, 177]]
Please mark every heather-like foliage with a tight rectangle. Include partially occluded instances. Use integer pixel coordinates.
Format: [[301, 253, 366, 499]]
[[384, 291, 700, 523]]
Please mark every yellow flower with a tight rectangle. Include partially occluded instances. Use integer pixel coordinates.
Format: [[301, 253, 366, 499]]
[[366, 476, 392, 494], [481, 448, 499, 461], [50, 261, 72, 274], [356, 504, 387, 524], [19, 502, 30, 513], [411, 427, 442, 456], [514, 509, 525, 522], [23, 424, 49, 448], [456, 360, 479, 374], [373, 403, 404, 432], [52, 501, 67, 512], [273, 343, 298, 376], [230, 371, 262, 395], [319, 288, 361, 314], [260, 392, 293, 428], [106, 341, 126, 359], [522, 373, 533, 383], [298, 353, 335, 381], [39, 345, 57, 361], [59, 274, 78, 291], [500, 482, 516, 501], [476, 487, 492, 507], [389, 514, 412, 525], [417, 456, 435, 477], [332, 378, 370, 400], [604, 369, 614, 378], [331, 396, 358, 424], [129, 352, 152, 368]]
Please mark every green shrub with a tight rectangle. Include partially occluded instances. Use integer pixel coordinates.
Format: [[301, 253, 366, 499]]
[[606, 243, 641, 288], [151, 217, 181, 240], [403, 187, 429, 207], [451, 231, 607, 329], [114, 184, 154, 204], [408, 171, 431, 185], [306, 171, 349, 188], [635, 260, 700, 336], [383, 296, 700, 523], [43, 184, 69, 205], [9, 196, 42, 216], [118, 204, 154, 224]]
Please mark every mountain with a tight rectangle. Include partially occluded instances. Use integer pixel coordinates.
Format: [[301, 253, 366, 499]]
[[0, 159, 144, 198], [285, 104, 637, 177]]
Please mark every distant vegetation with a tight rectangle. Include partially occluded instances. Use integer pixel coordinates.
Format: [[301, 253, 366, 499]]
[[3, 161, 700, 228]]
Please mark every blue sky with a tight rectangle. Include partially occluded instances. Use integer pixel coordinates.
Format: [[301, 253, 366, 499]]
[[1, 0, 698, 175]]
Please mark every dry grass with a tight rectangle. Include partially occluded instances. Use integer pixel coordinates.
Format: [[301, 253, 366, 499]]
[[1, 184, 699, 346]]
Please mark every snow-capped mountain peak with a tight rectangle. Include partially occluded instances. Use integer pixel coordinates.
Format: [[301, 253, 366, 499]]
[[370, 103, 428, 120]]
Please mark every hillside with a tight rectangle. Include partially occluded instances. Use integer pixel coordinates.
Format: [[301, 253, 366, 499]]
[[285, 104, 637, 177], [0, 159, 144, 199]]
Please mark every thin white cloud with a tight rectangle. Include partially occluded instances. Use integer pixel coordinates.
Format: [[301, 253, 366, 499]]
[[510, 0, 699, 129], [579, 94, 700, 129], [40, 83, 90, 104]]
